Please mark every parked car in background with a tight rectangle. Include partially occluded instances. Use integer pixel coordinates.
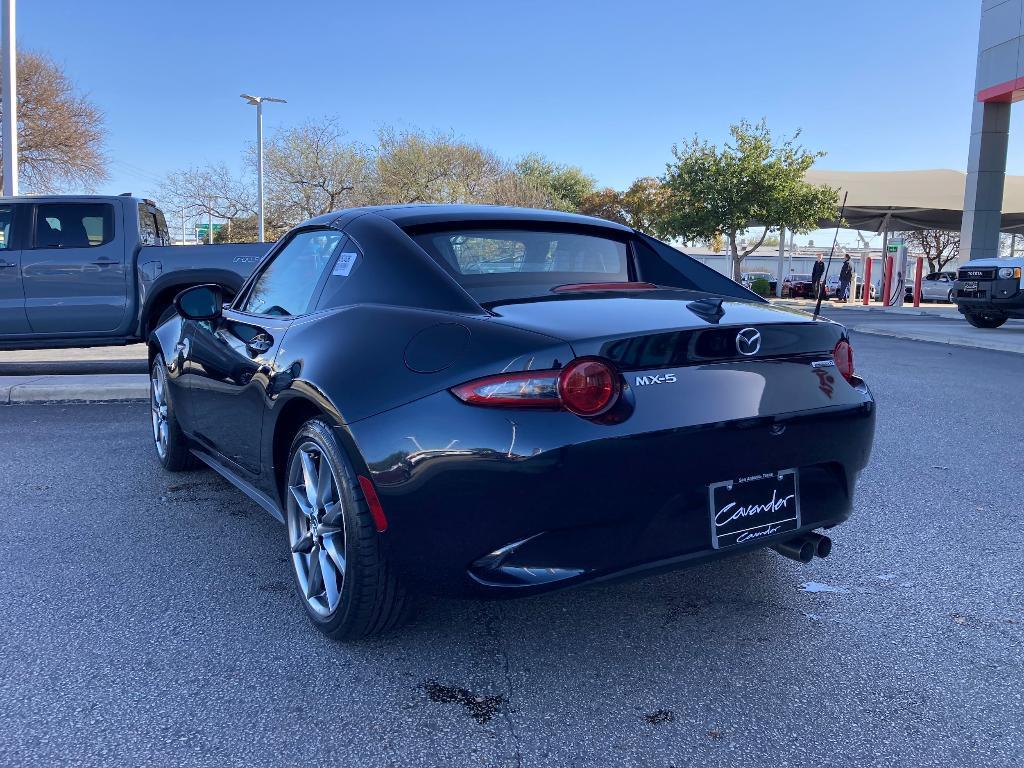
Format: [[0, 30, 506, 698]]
[[0, 194, 270, 350], [826, 275, 876, 301], [904, 271, 957, 303], [740, 271, 776, 295], [781, 273, 827, 299], [148, 204, 876, 639]]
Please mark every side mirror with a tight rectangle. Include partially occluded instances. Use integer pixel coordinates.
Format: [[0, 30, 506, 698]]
[[174, 284, 223, 321]]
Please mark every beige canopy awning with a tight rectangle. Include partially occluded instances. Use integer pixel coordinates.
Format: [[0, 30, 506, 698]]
[[805, 168, 1024, 232]]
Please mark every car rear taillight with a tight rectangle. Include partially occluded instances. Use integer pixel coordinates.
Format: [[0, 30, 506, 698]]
[[833, 339, 854, 382], [451, 358, 621, 417], [557, 358, 619, 416]]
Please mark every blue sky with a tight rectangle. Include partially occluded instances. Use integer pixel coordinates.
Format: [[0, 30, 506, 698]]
[[17, 0, 1003, 244]]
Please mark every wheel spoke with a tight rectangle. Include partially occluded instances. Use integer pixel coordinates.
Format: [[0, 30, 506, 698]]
[[289, 484, 314, 518], [322, 530, 346, 575], [300, 450, 319, 509], [291, 530, 315, 554], [321, 548, 341, 610], [322, 500, 343, 526], [305, 545, 325, 598]]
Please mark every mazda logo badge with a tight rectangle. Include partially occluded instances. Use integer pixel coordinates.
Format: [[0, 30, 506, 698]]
[[736, 327, 761, 356]]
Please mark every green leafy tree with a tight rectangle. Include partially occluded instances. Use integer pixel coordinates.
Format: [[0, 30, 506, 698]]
[[620, 177, 667, 235], [513, 153, 595, 212], [659, 119, 838, 279], [578, 187, 627, 224]]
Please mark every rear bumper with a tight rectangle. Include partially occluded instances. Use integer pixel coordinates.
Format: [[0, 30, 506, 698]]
[[346, 381, 876, 598]]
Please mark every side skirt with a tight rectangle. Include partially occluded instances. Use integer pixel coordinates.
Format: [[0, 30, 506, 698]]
[[190, 447, 285, 524]]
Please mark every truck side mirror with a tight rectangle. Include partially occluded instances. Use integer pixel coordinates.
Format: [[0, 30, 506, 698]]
[[174, 284, 223, 321]]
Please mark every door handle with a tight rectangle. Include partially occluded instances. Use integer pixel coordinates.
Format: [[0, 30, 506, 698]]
[[91, 258, 119, 267], [0, 260, 14, 268]]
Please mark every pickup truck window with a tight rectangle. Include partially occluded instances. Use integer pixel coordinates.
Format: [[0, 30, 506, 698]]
[[0, 206, 12, 249], [242, 229, 342, 316], [139, 204, 159, 246], [139, 203, 171, 246], [34, 203, 114, 248]]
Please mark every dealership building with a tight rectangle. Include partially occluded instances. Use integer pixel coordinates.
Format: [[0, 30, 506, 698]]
[[962, 0, 1024, 260]]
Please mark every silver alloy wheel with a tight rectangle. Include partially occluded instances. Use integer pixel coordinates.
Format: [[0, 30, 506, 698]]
[[286, 441, 347, 617], [150, 361, 169, 460]]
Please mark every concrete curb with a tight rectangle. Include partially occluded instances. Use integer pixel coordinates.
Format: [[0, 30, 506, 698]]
[[0, 374, 149, 404], [849, 326, 1024, 354]]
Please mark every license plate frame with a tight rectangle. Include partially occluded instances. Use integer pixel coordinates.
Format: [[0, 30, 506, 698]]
[[708, 469, 800, 550], [961, 281, 978, 291]]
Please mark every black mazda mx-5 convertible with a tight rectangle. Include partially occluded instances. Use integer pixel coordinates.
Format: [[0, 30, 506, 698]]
[[149, 205, 876, 639]]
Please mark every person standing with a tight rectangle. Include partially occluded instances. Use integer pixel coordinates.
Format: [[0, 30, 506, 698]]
[[838, 254, 854, 302], [811, 254, 825, 298]]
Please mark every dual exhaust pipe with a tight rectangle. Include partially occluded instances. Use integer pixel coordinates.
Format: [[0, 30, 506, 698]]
[[771, 531, 832, 564]]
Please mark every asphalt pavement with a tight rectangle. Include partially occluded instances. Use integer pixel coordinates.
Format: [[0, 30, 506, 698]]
[[0, 334, 1022, 767]]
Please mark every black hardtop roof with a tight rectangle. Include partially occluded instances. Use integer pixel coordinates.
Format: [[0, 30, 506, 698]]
[[304, 204, 635, 233]]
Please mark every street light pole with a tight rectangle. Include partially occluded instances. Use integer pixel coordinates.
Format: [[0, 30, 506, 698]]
[[2, 0, 17, 196], [240, 93, 286, 242]]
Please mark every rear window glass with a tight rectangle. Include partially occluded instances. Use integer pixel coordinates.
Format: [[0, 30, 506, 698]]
[[412, 227, 629, 301]]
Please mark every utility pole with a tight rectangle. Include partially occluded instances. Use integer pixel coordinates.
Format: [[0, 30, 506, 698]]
[[775, 227, 786, 298], [1, 0, 17, 196], [241, 94, 286, 242]]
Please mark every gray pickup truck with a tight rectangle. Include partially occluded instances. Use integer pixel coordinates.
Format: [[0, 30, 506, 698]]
[[0, 194, 268, 350]]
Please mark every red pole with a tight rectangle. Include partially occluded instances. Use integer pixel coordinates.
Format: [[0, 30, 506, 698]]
[[882, 255, 894, 307], [862, 258, 873, 305], [913, 256, 923, 308]]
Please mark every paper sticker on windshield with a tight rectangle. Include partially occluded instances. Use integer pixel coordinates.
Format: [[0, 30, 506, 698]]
[[332, 252, 358, 277]]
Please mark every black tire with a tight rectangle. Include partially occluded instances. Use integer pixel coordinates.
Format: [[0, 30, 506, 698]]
[[965, 312, 1007, 329], [284, 418, 411, 640], [947, 290, 954, 304], [150, 353, 196, 471]]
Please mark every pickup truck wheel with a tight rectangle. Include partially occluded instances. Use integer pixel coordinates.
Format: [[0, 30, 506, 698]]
[[965, 312, 1007, 329], [285, 418, 411, 640], [150, 354, 195, 471]]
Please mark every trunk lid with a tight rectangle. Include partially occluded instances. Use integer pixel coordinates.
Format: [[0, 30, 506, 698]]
[[487, 290, 844, 367]]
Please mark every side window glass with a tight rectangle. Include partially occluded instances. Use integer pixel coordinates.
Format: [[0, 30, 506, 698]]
[[35, 203, 114, 248], [138, 204, 158, 246], [243, 229, 343, 316], [154, 209, 170, 245], [0, 205, 13, 249], [316, 239, 364, 310]]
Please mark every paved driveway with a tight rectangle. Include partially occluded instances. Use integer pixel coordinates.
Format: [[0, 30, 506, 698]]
[[0, 334, 1021, 767]]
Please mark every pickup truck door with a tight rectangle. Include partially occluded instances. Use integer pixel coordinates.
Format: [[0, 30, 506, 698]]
[[0, 202, 30, 334], [22, 201, 128, 334]]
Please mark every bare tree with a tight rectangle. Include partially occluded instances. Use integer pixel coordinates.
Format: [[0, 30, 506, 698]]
[[259, 118, 372, 226], [485, 170, 552, 208], [372, 127, 506, 205], [0, 51, 107, 192], [902, 229, 960, 274], [159, 163, 255, 242]]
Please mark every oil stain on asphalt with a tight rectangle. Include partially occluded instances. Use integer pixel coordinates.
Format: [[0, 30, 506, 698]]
[[644, 709, 675, 725], [422, 680, 504, 724]]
